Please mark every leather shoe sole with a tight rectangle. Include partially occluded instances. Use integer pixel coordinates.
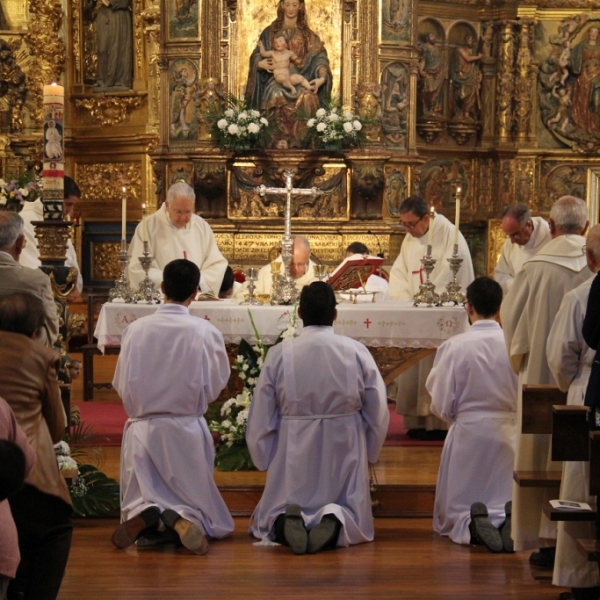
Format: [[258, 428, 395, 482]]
[[111, 506, 160, 549], [499, 500, 514, 553], [161, 509, 209, 555], [470, 502, 503, 553], [307, 515, 341, 554], [283, 504, 308, 555]]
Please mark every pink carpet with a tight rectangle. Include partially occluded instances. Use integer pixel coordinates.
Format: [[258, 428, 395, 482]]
[[73, 402, 443, 448]]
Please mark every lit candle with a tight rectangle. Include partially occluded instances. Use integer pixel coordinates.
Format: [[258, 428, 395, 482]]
[[453, 187, 461, 247], [141, 203, 148, 242], [121, 187, 127, 241], [427, 206, 434, 247]]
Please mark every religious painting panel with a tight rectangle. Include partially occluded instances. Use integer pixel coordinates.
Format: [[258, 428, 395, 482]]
[[350, 162, 383, 220], [382, 166, 408, 221], [228, 159, 349, 221], [168, 58, 199, 145], [167, 0, 199, 40], [417, 158, 468, 214], [192, 161, 227, 218], [537, 14, 600, 153], [416, 19, 446, 121], [540, 160, 587, 212], [381, 0, 411, 45], [381, 63, 409, 148], [236, 0, 342, 102]]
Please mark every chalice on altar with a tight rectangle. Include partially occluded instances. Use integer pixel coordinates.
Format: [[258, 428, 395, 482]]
[[241, 267, 262, 305], [314, 264, 328, 281]]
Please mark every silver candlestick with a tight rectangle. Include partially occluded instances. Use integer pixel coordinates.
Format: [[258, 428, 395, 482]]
[[440, 244, 466, 305], [240, 267, 262, 305], [109, 239, 133, 302], [413, 245, 440, 307], [132, 241, 161, 304]]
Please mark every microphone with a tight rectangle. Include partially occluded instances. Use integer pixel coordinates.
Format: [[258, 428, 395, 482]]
[[367, 230, 384, 259]]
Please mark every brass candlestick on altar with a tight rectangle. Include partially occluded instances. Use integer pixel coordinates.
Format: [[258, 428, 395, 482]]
[[109, 239, 133, 302], [439, 244, 467, 306], [132, 241, 161, 304], [256, 169, 322, 305], [413, 245, 440, 307]]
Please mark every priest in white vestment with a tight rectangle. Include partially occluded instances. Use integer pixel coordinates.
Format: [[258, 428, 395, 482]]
[[111, 259, 234, 554], [494, 205, 551, 296], [388, 195, 474, 435], [549, 225, 600, 597], [500, 195, 590, 558], [232, 235, 317, 300], [427, 277, 517, 547], [246, 282, 389, 554], [127, 182, 227, 296], [19, 177, 83, 297]]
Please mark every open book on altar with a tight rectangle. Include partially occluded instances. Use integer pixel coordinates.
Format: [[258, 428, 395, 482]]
[[327, 255, 385, 291]]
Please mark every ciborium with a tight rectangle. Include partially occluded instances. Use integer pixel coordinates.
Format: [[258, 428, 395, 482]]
[[314, 264, 329, 281]]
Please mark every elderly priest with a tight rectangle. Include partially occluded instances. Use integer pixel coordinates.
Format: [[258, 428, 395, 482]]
[[127, 182, 227, 297]]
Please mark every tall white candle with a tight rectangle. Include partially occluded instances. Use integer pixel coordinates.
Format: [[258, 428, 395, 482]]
[[427, 207, 434, 246], [121, 187, 127, 241], [141, 203, 148, 242], [453, 187, 461, 246]]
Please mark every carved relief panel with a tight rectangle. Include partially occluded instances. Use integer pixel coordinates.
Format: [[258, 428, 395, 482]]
[[417, 158, 469, 213], [381, 63, 409, 148], [168, 58, 199, 144], [541, 161, 587, 210], [381, 0, 411, 44], [382, 165, 408, 220]]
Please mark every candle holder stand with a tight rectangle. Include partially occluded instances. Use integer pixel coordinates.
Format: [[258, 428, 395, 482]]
[[109, 239, 133, 302], [439, 244, 466, 305], [132, 242, 161, 304], [413, 251, 440, 307]]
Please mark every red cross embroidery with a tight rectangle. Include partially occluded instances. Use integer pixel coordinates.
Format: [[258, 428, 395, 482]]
[[203, 315, 210, 321], [364, 318, 372, 329], [412, 267, 424, 284]]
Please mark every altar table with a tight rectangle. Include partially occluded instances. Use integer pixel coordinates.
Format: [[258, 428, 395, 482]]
[[93, 300, 468, 389]]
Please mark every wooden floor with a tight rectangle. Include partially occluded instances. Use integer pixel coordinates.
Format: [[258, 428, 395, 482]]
[[62, 351, 568, 598]]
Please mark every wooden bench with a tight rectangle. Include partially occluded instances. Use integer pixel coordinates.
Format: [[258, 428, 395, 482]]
[[513, 385, 568, 489]]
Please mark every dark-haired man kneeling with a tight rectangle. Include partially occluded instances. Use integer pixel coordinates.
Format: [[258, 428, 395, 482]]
[[246, 282, 389, 554], [111, 259, 234, 554]]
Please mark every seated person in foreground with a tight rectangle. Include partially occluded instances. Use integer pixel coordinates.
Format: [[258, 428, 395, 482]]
[[111, 259, 234, 555], [127, 182, 227, 297], [426, 277, 517, 553], [330, 242, 388, 300], [246, 282, 389, 554], [232, 235, 317, 300]]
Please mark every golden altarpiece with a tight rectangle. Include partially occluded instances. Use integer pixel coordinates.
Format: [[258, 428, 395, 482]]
[[1, 0, 600, 284]]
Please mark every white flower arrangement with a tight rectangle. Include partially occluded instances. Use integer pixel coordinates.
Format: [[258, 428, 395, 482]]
[[211, 96, 272, 151], [54, 440, 79, 472], [210, 306, 299, 471], [304, 102, 364, 150], [0, 173, 42, 212]]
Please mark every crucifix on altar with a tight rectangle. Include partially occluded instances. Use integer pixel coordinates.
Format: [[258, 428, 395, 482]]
[[255, 169, 322, 305]]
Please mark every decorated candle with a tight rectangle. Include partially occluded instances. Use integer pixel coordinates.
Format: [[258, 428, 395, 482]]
[[42, 82, 65, 220]]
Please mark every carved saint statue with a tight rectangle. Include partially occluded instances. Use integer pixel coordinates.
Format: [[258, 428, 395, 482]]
[[418, 32, 445, 117], [91, 0, 133, 91], [244, 0, 332, 146], [570, 26, 600, 135], [451, 35, 483, 121]]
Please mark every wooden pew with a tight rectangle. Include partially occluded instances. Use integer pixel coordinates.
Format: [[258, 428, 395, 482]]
[[513, 385, 568, 490]]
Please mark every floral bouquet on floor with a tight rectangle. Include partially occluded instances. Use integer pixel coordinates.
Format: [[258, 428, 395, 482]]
[[0, 172, 42, 212], [209, 306, 299, 471], [209, 94, 274, 151], [301, 98, 364, 150]]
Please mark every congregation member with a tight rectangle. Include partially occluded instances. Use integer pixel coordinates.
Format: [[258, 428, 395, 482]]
[[233, 235, 316, 300], [329, 242, 389, 300], [19, 176, 84, 298], [127, 182, 227, 297], [388, 195, 474, 439], [246, 282, 389, 554], [501, 195, 590, 568], [494, 203, 551, 295], [0, 212, 58, 347], [112, 259, 234, 555], [0, 292, 72, 600], [548, 224, 600, 600], [0, 399, 35, 600], [426, 277, 517, 552]]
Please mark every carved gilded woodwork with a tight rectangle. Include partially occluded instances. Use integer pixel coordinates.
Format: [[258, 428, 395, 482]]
[[351, 162, 384, 220], [496, 20, 516, 141], [76, 162, 143, 203], [74, 95, 143, 126], [382, 167, 407, 220], [381, 63, 409, 149], [0, 39, 27, 133], [487, 219, 506, 277], [418, 158, 468, 212], [514, 20, 534, 142], [541, 160, 587, 210], [142, 3, 161, 129], [91, 241, 122, 280]]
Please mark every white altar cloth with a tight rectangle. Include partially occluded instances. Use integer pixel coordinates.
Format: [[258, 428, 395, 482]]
[[94, 300, 468, 352]]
